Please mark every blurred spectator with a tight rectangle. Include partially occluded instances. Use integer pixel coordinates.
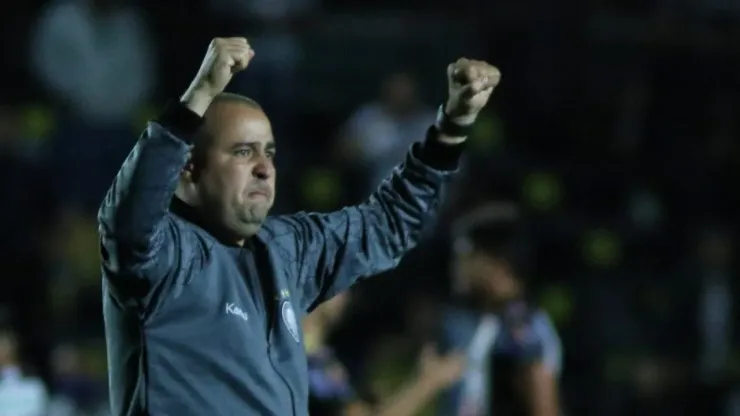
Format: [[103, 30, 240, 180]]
[[0, 326, 48, 416], [207, 0, 317, 148], [305, 293, 465, 416], [336, 71, 435, 196], [695, 227, 734, 384], [31, 0, 155, 125], [439, 203, 562, 416], [31, 0, 156, 209], [46, 344, 106, 416]]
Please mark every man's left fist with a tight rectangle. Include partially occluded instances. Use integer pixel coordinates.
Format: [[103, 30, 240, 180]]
[[444, 58, 501, 124]]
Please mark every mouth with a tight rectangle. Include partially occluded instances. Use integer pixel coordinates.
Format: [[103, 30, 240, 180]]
[[247, 190, 270, 199]]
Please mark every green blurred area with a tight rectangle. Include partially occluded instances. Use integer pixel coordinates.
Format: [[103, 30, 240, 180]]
[[301, 167, 343, 211], [21, 105, 55, 142], [469, 112, 505, 152], [523, 172, 562, 212], [538, 284, 575, 328], [582, 229, 622, 269]]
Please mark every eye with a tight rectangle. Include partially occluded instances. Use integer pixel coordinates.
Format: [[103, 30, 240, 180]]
[[234, 148, 252, 157], [266, 151, 276, 159]]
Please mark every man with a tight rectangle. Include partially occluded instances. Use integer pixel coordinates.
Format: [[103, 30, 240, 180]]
[[98, 37, 500, 415], [305, 292, 465, 416], [439, 203, 562, 416]]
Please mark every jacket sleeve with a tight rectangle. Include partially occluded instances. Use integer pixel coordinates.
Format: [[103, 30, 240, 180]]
[[98, 102, 203, 295], [281, 127, 464, 312]]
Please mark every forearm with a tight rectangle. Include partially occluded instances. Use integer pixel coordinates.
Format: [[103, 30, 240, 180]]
[[355, 124, 465, 256], [372, 377, 441, 416], [97, 101, 202, 244], [293, 124, 466, 310]]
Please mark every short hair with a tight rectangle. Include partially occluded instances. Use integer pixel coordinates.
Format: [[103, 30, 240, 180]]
[[453, 202, 530, 278], [211, 92, 262, 111]]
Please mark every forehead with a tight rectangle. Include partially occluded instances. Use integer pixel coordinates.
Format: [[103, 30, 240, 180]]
[[204, 102, 274, 148]]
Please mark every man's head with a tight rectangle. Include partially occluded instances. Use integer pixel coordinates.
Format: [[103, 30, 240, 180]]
[[177, 93, 276, 242], [453, 204, 526, 306]]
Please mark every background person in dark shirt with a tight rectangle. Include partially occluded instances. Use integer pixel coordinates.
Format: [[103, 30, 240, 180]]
[[304, 292, 466, 416], [439, 203, 562, 416]]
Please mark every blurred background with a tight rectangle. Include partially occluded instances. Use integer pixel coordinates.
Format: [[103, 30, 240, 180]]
[[0, 0, 739, 414]]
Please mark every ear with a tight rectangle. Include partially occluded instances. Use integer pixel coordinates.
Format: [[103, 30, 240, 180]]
[[181, 159, 196, 183]]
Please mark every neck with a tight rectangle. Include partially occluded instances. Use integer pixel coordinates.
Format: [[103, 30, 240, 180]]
[[170, 197, 246, 246]]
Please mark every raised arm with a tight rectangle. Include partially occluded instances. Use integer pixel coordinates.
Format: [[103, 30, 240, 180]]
[[277, 59, 501, 312], [98, 38, 254, 287]]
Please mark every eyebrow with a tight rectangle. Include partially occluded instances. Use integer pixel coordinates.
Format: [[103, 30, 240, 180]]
[[229, 141, 276, 151]]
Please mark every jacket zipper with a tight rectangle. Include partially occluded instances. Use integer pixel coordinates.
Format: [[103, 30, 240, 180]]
[[243, 247, 298, 414]]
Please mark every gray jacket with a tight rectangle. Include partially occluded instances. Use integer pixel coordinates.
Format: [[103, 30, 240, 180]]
[[98, 103, 462, 415]]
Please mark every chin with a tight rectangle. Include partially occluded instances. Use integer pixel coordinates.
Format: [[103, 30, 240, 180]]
[[229, 203, 271, 237], [245, 224, 264, 237], [233, 221, 264, 239]]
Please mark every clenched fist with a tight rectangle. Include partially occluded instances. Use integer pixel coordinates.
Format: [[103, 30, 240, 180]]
[[181, 37, 255, 116], [444, 58, 501, 124]]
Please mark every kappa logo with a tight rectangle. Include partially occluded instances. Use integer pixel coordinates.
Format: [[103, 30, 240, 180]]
[[225, 303, 249, 322]]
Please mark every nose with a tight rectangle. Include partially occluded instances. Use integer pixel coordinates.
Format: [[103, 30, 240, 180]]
[[252, 158, 273, 181]]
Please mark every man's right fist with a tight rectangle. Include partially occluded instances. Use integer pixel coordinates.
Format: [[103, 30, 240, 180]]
[[182, 38, 254, 116]]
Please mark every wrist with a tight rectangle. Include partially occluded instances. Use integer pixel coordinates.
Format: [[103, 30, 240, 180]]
[[449, 113, 477, 125], [435, 104, 475, 141], [180, 87, 215, 117], [420, 125, 466, 171], [443, 102, 478, 125]]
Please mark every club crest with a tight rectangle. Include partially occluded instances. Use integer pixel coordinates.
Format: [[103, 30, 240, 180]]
[[282, 301, 300, 343]]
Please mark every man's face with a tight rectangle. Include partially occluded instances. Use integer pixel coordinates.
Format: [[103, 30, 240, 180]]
[[195, 102, 276, 239], [456, 250, 518, 303]]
